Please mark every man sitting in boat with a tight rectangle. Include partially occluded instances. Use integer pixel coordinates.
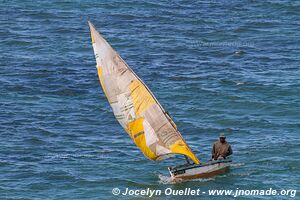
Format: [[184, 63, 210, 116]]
[[211, 133, 232, 160]]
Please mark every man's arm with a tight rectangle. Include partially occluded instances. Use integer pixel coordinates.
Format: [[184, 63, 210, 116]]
[[227, 145, 232, 156], [211, 143, 215, 158]]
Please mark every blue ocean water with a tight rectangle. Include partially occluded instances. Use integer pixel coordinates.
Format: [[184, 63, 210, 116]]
[[1, 0, 299, 199]]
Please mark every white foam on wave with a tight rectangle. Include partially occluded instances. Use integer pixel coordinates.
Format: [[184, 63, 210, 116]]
[[158, 174, 215, 184], [230, 162, 245, 168], [158, 174, 173, 184]]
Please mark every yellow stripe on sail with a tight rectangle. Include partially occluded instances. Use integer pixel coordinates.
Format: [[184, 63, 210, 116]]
[[97, 66, 109, 99], [169, 140, 200, 164], [129, 80, 155, 116], [127, 118, 157, 160], [90, 32, 95, 43]]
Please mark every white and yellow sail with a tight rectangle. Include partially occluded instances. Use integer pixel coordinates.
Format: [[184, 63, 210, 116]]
[[88, 21, 200, 164]]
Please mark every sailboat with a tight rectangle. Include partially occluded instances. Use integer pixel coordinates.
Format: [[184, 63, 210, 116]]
[[88, 21, 231, 182]]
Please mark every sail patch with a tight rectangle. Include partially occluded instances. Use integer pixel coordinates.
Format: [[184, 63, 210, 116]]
[[129, 80, 155, 116], [128, 118, 157, 159]]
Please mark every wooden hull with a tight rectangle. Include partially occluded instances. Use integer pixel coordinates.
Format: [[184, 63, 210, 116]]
[[168, 159, 232, 182]]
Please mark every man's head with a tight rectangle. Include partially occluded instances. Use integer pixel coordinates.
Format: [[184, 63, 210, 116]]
[[219, 133, 226, 143]]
